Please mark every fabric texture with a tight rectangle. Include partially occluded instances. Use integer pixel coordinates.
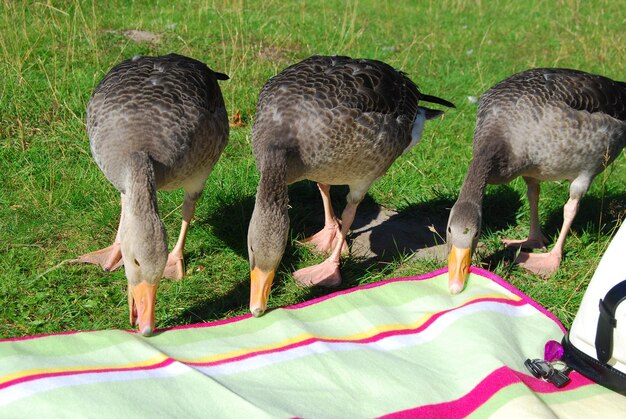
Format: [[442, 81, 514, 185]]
[[1, 267, 625, 418]]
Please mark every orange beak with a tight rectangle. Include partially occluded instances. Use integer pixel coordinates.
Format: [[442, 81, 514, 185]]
[[447, 245, 471, 294], [250, 267, 275, 317], [128, 281, 158, 336]]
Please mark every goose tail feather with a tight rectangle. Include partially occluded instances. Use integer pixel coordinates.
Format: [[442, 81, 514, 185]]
[[420, 93, 456, 108]]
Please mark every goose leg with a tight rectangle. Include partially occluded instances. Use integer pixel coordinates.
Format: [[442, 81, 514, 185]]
[[300, 183, 348, 254], [514, 197, 579, 276], [163, 191, 199, 280], [76, 194, 125, 271], [514, 177, 589, 277], [502, 177, 548, 250], [294, 187, 363, 287]]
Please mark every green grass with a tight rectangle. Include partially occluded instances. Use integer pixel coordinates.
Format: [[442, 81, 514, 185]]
[[1, 0, 624, 338]]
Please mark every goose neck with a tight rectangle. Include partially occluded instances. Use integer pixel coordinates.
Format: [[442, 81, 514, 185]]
[[457, 158, 489, 204]]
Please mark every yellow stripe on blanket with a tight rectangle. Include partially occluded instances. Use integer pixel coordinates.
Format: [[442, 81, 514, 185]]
[[179, 292, 516, 364], [0, 354, 169, 386]]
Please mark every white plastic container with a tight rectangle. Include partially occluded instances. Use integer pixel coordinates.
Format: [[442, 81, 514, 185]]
[[562, 221, 626, 395]]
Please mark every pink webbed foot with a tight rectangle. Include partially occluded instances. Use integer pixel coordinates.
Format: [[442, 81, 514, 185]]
[[75, 244, 123, 272], [514, 250, 561, 277], [293, 259, 342, 287], [163, 253, 184, 280], [502, 237, 548, 251], [300, 223, 348, 255]]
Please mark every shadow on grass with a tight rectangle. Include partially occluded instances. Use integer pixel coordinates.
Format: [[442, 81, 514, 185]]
[[166, 279, 251, 326], [482, 185, 525, 232], [173, 182, 528, 323], [202, 181, 456, 264], [542, 192, 626, 238], [479, 190, 626, 271]]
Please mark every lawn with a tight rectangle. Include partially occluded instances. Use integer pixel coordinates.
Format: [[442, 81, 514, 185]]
[[1, 0, 624, 338]]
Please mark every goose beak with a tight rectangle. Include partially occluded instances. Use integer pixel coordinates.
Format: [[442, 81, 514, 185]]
[[128, 281, 158, 336], [447, 245, 471, 294], [250, 267, 275, 317]]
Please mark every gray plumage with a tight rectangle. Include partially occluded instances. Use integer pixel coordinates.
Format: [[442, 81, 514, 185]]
[[247, 55, 454, 316], [88, 53, 229, 193], [447, 68, 626, 291], [81, 53, 229, 335], [252, 55, 453, 186]]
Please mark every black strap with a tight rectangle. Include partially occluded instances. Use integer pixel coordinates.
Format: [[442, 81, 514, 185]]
[[595, 279, 626, 363], [562, 333, 626, 396]]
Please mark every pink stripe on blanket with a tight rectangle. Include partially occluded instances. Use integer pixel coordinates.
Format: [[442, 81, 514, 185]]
[[470, 267, 566, 333], [188, 296, 526, 367], [160, 268, 450, 334], [381, 367, 594, 418], [0, 358, 175, 390]]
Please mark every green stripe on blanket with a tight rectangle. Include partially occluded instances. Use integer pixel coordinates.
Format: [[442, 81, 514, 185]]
[[1, 268, 625, 418]]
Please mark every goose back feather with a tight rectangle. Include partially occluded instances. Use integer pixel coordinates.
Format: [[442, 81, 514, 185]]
[[88, 53, 229, 192], [252, 55, 453, 186]]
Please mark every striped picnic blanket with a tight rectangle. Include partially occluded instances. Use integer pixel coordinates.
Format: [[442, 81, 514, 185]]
[[1, 267, 625, 417]]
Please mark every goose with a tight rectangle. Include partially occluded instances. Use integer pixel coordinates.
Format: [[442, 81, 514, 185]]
[[447, 68, 626, 294], [247, 55, 454, 316], [76, 54, 229, 335]]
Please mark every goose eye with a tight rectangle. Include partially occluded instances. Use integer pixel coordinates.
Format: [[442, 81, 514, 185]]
[[447, 227, 452, 234], [134, 258, 141, 267]]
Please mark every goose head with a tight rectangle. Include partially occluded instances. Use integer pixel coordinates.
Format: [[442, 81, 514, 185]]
[[247, 189, 289, 317], [120, 210, 168, 336], [446, 200, 482, 294]]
